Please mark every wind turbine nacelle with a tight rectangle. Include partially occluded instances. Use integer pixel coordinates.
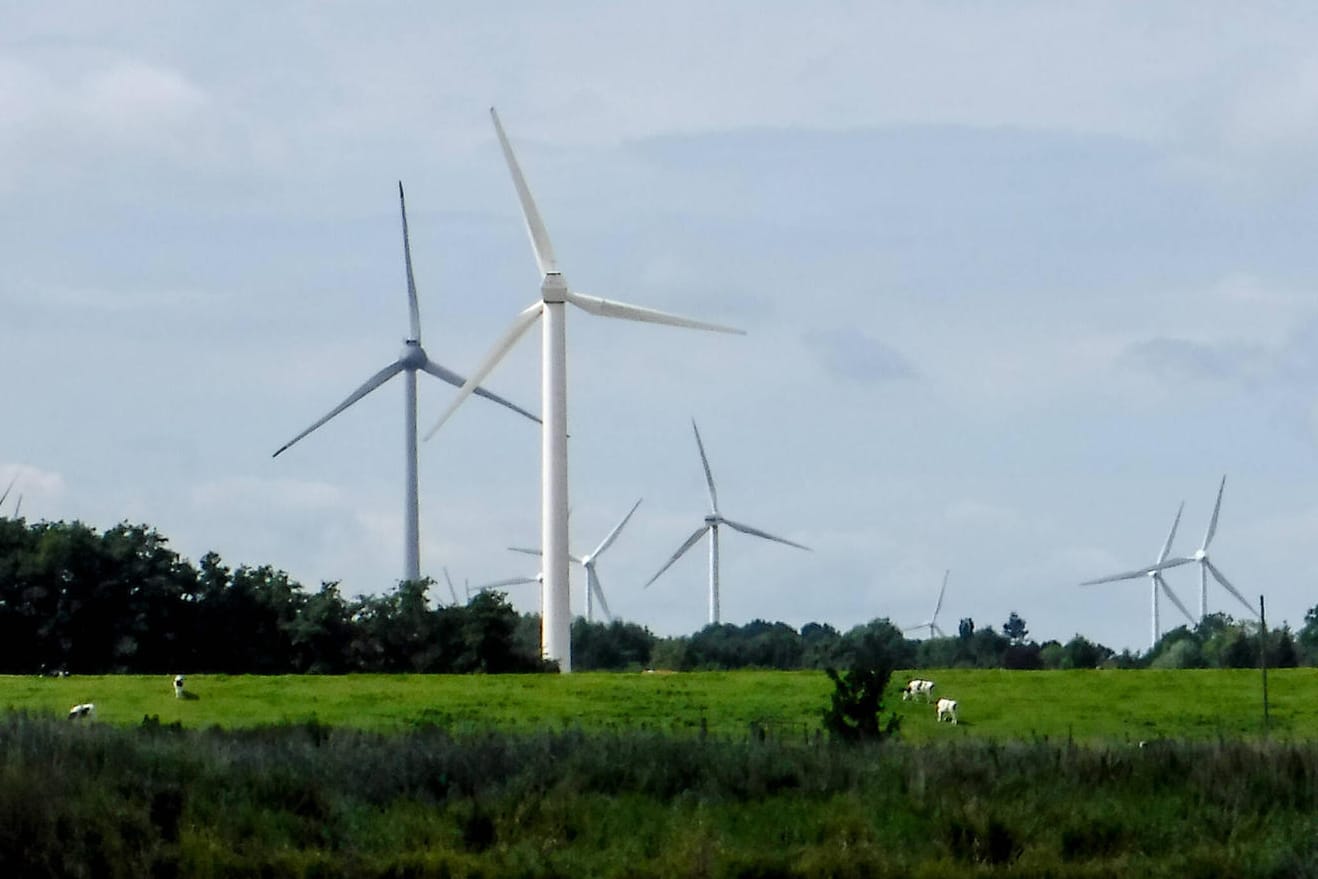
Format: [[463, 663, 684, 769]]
[[399, 340, 427, 369], [541, 272, 568, 303], [704, 514, 719, 526]]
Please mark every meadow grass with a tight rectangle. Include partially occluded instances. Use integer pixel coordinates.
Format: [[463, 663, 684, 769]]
[[3, 667, 1314, 742]]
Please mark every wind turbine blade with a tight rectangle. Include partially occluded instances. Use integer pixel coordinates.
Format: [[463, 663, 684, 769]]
[[1157, 501, 1185, 565], [508, 546, 543, 557], [398, 181, 422, 342], [644, 526, 710, 588], [422, 302, 542, 440], [273, 360, 406, 456], [419, 360, 541, 424], [721, 518, 811, 551], [588, 567, 613, 622], [567, 290, 744, 335], [932, 624, 948, 638], [0, 474, 17, 509], [1156, 573, 1197, 626], [691, 420, 719, 513], [932, 569, 950, 619], [476, 576, 539, 590], [1203, 475, 1226, 551], [490, 107, 558, 277], [443, 567, 459, 605], [592, 498, 643, 558], [1080, 568, 1151, 586], [1205, 560, 1257, 616]]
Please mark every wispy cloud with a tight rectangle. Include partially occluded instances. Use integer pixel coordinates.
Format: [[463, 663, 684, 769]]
[[802, 328, 917, 383]]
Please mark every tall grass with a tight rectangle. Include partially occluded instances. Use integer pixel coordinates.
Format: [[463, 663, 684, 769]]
[[1, 712, 1314, 877]]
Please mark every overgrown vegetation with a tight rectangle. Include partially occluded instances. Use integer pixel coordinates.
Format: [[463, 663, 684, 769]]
[[0, 711, 1313, 877], [821, 665, 900, 743]]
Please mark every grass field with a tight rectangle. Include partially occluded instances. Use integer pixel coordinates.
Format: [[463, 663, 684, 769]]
[[4, 667, 1314, 742]]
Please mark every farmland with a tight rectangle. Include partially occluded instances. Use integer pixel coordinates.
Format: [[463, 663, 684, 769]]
[[4, 667, 1315, 741], [3, 669, 1315, 876]]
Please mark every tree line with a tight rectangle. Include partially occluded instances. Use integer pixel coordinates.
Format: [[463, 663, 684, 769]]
[[2, 517, 1315, 674]]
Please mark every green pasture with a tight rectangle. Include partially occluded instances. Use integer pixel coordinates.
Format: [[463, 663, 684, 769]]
[[4, 668, 1314, 742]]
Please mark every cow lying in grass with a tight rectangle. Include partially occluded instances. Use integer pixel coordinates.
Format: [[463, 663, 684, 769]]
[[936, 698, 958, 725], [68, 703, 95, 720], [901, 679, 936, 702]]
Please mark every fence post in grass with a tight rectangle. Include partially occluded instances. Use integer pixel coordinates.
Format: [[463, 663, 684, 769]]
[[1259, 593, 1270, 736]]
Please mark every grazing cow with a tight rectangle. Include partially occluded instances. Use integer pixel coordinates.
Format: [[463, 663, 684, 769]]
[[173, 675, 185, 698], [936, 698, 958, 725], [68, 703, 96, 720], [902, 679, 936, 702]]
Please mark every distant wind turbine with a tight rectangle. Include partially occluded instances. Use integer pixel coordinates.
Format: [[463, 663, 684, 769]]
[[423, 109, 742, 671], [1191, 475, 1256, 620], [905, 570, 950, 639], [0, 473, 19, 515], [441, 567, 461, 606], [273, 183, 538, 585], [510, 498, 643, 623], [645, 420, 810, 625], [1081, 501, 1196, 649]]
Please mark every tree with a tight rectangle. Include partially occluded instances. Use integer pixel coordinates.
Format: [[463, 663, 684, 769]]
[[958, 618, 975, 640], [1002, 612, 1028, 644], [822, 665, 900, 744]]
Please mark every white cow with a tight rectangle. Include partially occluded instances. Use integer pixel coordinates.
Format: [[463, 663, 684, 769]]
[[901, 679, 936, 702], [936, 697, 958, 725], [173, 675, 186, 698], [68, 703, 96, 720]]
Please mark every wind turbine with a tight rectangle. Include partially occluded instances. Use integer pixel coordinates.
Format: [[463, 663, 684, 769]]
[[0, 473, 19, 515], [644, 419, 810, 625], [441, 567, 461, 606], [1191, 475, 1255, 620], [273, 183, 538, 585], [423, 109, 742, 671], [1081, 501, 1197, 649], [904, 570, 950, 639], [510, 498, 642, 623]]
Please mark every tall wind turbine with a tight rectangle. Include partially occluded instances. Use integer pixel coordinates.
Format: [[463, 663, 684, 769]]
[[510, 498, 642, 623], [273, 183, 538, 584], [1081, 502, 1197, 649], [423, 109, 743, 671], [644, 419, 811, 625], [904, 570, 950, 639], [1191, 475, 1255, 620]]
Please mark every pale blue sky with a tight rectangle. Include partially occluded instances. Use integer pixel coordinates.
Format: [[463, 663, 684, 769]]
[[4, 2, 1318, 651]]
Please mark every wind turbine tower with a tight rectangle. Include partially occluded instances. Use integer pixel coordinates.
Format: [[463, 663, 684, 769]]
[[425, 110, 742, 671], [274, 184, 537, 584]]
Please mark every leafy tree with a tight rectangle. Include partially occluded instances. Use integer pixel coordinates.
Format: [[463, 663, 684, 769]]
[[821, 665, 900, 744], [1002, 611, 1028, 644], [957, 617, 975, 640], [1059, 635, 1113, 670], [843, 618, 916, 669]]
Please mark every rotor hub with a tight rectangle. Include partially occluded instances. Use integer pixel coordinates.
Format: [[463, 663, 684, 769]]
[[541, 272, 568, 303], [399, 340, 427, 369]]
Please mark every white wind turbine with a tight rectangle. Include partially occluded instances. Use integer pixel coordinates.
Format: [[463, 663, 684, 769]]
[[1081, 501, 1197, 649], [423, 109, 742, 671], [904, 570, 950, 639], [273, 183, 538, 584], [1191, 475, 1256, 620], [0, 474, 18, 516], [645, 420, 811, 625], [509, 498, 643, 623]]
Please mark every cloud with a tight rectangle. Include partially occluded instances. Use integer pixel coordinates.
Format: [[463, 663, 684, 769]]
[[802, 328, 917, 383], [1119, 337, 1266, 385]]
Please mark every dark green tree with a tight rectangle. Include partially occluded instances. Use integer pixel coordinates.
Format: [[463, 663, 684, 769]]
[[821, 665, 900, 744]]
